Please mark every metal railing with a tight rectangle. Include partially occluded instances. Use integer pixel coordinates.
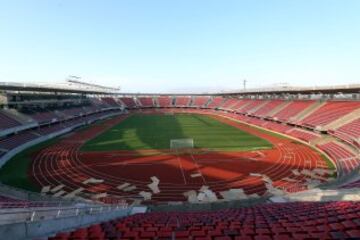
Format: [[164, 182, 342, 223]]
[[0, 202, 128, 225]]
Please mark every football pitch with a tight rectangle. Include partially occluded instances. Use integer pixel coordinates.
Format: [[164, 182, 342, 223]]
[[81, 113, 273, 151]]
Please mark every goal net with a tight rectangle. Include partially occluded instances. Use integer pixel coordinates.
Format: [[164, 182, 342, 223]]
[[170, 138, 194, 149]]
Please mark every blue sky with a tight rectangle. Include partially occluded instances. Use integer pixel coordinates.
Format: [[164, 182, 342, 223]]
[[0, 0, 359, 92]]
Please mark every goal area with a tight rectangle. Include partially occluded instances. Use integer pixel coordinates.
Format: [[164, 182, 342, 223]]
[[170, 138, 194, 149]]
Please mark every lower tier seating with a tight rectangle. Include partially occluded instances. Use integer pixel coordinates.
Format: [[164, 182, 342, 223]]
[[287, 129, 321, 142], [317, 142, 360, 175], [49, 201, 360, 240], [0, 132, 38, 150], [329, 118, 360, 147], [342, 179, 360, 189], [300, 101, 360, 128]]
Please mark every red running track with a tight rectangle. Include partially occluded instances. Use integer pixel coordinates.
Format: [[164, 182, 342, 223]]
[[30, 111, 332, 204]]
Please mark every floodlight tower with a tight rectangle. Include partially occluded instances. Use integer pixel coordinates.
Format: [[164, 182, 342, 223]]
[[243, 79, 247, 90]]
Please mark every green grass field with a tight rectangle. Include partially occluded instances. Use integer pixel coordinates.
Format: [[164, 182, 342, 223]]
[[81, 113, 273, 151]]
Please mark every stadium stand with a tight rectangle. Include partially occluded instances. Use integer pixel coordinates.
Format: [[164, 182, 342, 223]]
[[261, 121, 293, 133], [175, 96, 191, 107], [230, 99, 252, 111], [101, 97, 122, 107], [252, 100, 284, 116], [329, 118, 360, 146], [119, 97, 137, 108], [299, 101, 360, 128], [317, 141, 360, 175], [35, 124, 66, 136], [287, 129, 321, 142], [192, 96, 211, 107], [220, 98, 239, 110], [50, 201, 360, 240], [342, 179, 360, 189], [157, 96, 173, 107], [138, 97, 154, 107], [90, 98, 111, 109], [28, 110, 59, 124], [0, 132, 38, 151], [1, 82, 360, 240], [0, 111, 22, 130], [61, 107, 86, 118], [272, 100, 315, 122], [0, 194, 62, 209], [237, 100, 264, 113], [207, 97, 225, 108]]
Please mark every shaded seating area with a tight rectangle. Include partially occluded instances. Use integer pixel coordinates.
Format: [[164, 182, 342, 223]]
[[49, 201, 360, 240]]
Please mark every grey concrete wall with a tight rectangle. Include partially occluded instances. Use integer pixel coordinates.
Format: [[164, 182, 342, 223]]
[[0, 208, 131, 240], [149, 197, 267, 212]]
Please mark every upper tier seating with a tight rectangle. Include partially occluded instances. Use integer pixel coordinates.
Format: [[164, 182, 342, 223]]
[[101, 97, 122, 107], [157, 96, 173, 107], [231, 99, 253, 111], [0, 111, 22, 130], [50, 201, 360, 240], [272, 100, 314, 122], [192, 96, 210, 107], [317, 142, 360, 174], [237, 100, 263, 113], [300, 101, 360, 128], [207, 97, 225, 108], [90, 98, 110, 109], [253, 100, 284, 116], [220, 98, 239, 109], [329, 118, 360, 146], [119, 97, 137, 108], [175, 96, 191, 106], [138, 97, 154, 107]]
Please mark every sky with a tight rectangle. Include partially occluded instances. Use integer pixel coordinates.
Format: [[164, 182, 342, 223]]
[[0, 0, 359, 93]]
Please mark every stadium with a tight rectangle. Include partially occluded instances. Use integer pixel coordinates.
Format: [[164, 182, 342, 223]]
[[0, 81, 359, 239], [1, 1, 360, 239]]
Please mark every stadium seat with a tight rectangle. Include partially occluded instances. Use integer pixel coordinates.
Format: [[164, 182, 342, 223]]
[[49, 201, 360, 240]]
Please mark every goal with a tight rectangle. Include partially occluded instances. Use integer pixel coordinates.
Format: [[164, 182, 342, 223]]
[[170, 138, 194, 149]]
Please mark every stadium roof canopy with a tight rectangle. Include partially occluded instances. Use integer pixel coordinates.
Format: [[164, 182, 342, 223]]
[[0, 82, 120, 95], [120, 84, 360, 96], [0, 82, 359, 96], [219, 84, 360, 96]]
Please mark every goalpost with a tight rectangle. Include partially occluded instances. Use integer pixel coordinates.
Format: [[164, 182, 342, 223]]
[[170, 138, 194, 150]]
